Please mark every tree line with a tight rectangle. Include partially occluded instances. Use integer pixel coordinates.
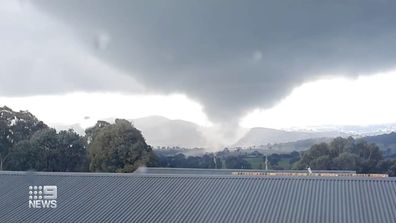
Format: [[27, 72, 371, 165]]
[[1, 106, 395, 175], [158, 137, 396, 176], [294, 137, 396, 176], [0, 107, 156, 172]]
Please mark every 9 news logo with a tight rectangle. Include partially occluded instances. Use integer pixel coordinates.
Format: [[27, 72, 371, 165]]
[[28, 185, 57, 209]]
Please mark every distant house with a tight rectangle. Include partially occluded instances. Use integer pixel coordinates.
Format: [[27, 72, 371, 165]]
[[0, 168, 395, 223]]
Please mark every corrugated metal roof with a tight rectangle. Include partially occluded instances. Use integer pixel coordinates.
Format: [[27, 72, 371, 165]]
[[1, 170, 396, 223]]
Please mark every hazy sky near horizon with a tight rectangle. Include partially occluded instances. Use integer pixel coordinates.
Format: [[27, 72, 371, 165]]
[[1, 0, 396, 130]]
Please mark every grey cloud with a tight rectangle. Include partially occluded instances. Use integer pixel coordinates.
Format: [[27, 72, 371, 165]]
[[29, 0, 396, 122], [0, 1, 144, 96]]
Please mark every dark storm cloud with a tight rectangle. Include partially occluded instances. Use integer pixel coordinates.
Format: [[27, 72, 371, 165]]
[[34, 0, 396, 122], [0, 1, 144, 96]]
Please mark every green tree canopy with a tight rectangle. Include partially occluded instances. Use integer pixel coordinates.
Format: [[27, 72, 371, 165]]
[[6, 129, 88, 172], [294, 137, 395, 175], [87, 119, 157, 172], [0, 106, 48, 170], [225, 156, 251, 169]]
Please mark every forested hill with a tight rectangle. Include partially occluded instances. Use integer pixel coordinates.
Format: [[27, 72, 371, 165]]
[[363, 132, 396, 146], [234, 127, 347, 147], [363, 132, 396, 157]]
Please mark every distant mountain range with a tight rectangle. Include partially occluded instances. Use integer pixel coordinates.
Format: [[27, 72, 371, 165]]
[[363, 132, 396, 145], [233, 127, 348, 147], [131, 117, 350, 148], [49, 115, 396, 149], [131, 116, 208, 148]]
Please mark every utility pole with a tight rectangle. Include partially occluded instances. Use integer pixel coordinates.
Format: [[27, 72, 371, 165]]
[[213, 155, 217, 169], [265, 145, 272, 171], [265, 155, 268, 171]]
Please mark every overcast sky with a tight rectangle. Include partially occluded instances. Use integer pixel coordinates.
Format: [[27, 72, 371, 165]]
[[1, 0, 396, 131]]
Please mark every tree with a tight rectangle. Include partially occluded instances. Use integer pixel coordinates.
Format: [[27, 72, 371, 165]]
[[310, 155, 332, 170], [167, 153, 186, 167], [294, 137, 396, 175], [85, 121, 110, 144], [355, 141, 383, 173], [329, 137, 353, 157], [0, 120, 11, 170], [225, 156, 251, 169], [294, 143, 329, 169], [215, 157, 223, 169], [0, 107, 47, 170], [375, 160, 396, 177], [388, 162, 396, 177], [87, 119, 156, 172], [333, 152, 360, 170], [6, 140, 43, 171], [52, 130, 88, 171], [6, 129, 58, 171], [6, 128, 88, 172]]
